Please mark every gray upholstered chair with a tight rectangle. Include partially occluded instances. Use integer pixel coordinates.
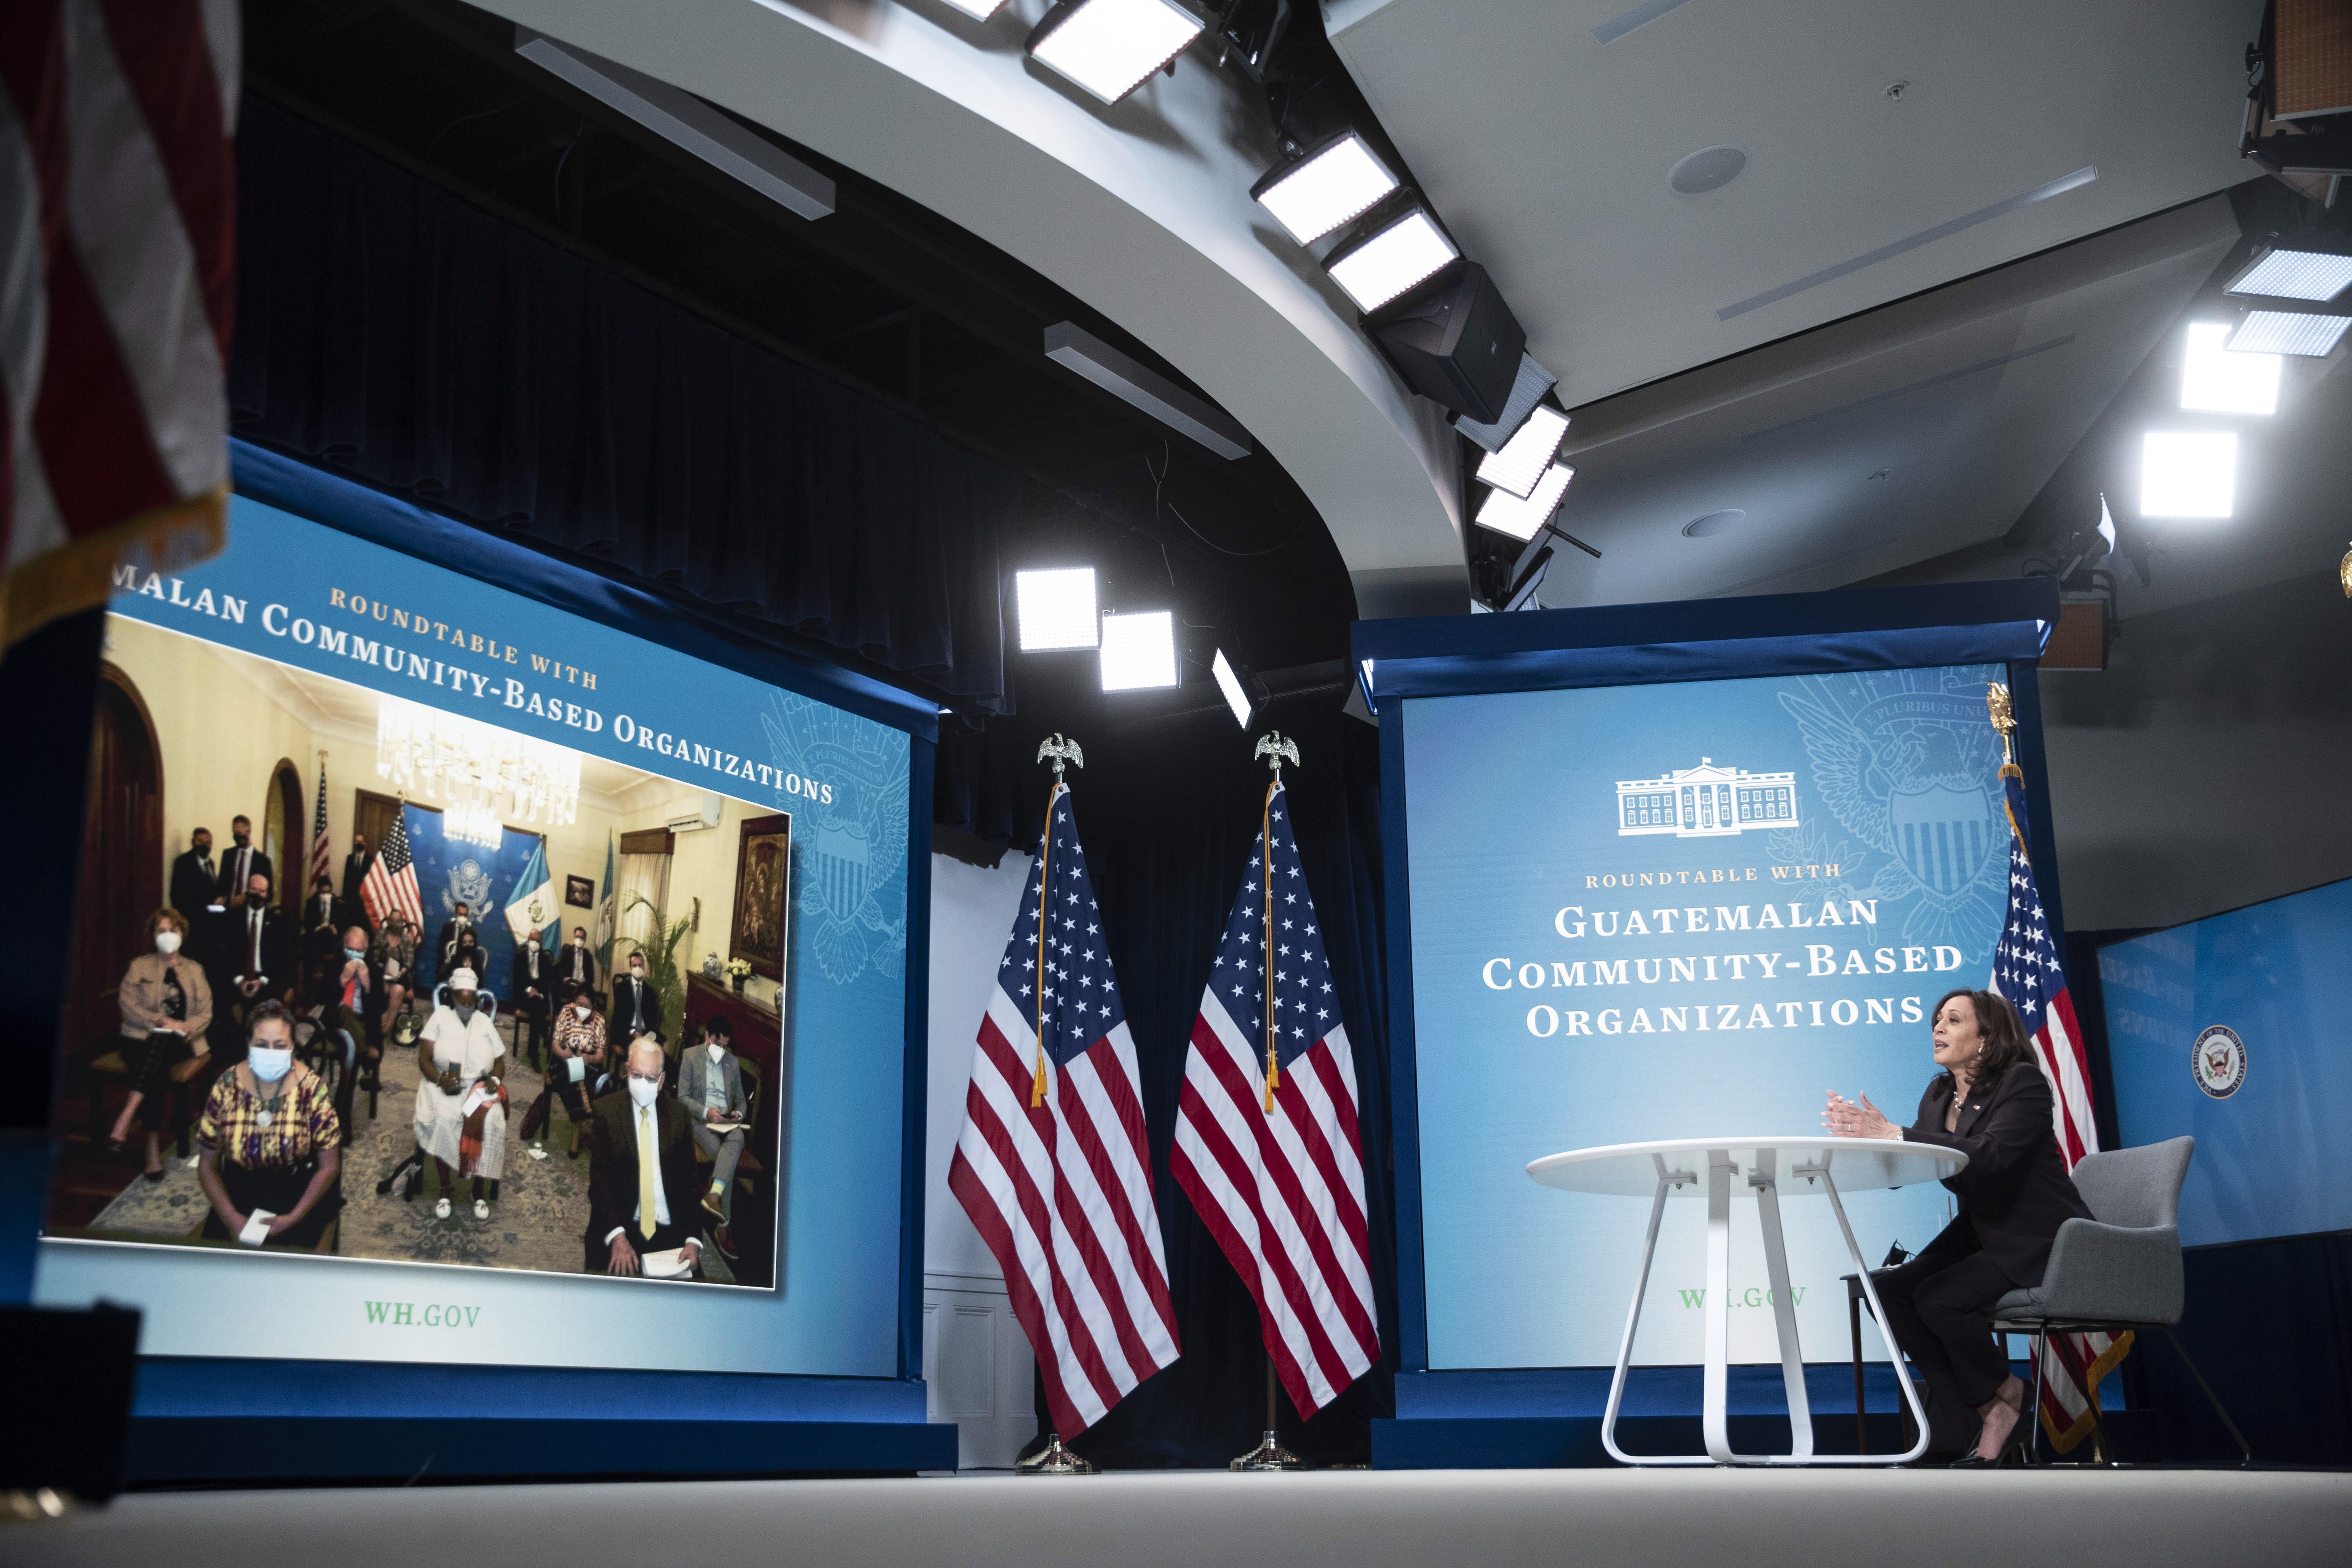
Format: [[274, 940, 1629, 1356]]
[[1990, 1135, 2250, 1465]]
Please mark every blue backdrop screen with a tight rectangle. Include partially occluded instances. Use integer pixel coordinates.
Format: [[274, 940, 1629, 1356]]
[[2100, 876, 2352, 1248], [1401, 666, 2015, 1368]]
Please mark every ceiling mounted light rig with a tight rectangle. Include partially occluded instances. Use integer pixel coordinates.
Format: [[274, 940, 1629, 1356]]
[[1027, 0, 1208, 105], [1322, 203, 1457, 312], [1474, 461, 1574, 542], [1250, 130, 1400, 245]]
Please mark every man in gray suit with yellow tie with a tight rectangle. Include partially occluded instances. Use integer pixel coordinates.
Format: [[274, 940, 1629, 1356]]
[[677, 1016, 748, 1259]]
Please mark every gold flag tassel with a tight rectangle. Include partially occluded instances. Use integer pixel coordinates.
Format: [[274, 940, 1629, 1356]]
[[1030, 735, 1084, 1109], [1262, 781, 1278, 1112]]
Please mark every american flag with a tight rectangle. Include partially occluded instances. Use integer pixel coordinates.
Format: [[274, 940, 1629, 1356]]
[[0, 1, 237, 647], [307, 755, 332, 893], [1991, 762, 2129, 1453], [1172, 782, 1377, 1418], [948, 782, 1180, 1435], [361, 805, 423, 931]]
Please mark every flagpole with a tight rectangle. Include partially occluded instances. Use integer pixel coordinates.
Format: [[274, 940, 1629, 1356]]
[[1232, 731, 1306, 1473], [1014, 733, 1100, 1479]]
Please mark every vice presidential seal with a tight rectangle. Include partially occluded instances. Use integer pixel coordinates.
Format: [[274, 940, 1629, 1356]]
[[2191, 1024, 2247, 1099]]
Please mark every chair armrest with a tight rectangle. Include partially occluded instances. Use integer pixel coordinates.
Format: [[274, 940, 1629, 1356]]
[[2037, 1218, 2183, 1326]]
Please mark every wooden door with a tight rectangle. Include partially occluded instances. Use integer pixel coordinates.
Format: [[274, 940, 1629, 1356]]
[[264, 759, 302, 915], [63, 667, 163, 1062], [352, 790, 403, 867]]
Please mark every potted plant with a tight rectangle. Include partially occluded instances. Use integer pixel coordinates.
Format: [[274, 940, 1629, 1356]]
[[724, 956, 753, 996]]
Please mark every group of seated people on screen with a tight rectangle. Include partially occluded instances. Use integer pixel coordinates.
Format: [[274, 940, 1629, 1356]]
[[98, 820, 754, 1280]]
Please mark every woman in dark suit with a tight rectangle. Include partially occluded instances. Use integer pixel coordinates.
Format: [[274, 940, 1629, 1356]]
[[1824, 986, 2091, 1465]]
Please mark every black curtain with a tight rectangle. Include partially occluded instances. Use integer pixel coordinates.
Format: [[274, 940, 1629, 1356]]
[[229, 96, 1016, 713], [941, 695, 1398, 1466]]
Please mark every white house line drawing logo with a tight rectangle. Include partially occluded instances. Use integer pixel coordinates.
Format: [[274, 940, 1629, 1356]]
[[1616, 758, 1799, 839]]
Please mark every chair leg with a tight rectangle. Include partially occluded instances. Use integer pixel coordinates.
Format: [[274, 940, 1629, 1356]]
[[2157, 1325, 2253, 1466], [2022, 1330, 2047, 1467]]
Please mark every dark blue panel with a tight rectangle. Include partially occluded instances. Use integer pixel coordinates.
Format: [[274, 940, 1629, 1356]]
[[231, 441, 940, 743], [128, 1417, 955, 1484], [1376, 695, 1430, 1372]]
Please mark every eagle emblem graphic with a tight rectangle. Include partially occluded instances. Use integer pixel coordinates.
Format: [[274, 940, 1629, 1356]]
[[761, 692, 910, 987], [1777, 668, 2006, 953]]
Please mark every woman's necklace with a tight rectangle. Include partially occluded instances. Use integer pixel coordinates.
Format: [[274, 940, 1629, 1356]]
[[254, 1077, 287, 1129]]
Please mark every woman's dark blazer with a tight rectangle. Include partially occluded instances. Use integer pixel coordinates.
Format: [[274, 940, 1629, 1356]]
[[1898, 1060, 2091, 1287]]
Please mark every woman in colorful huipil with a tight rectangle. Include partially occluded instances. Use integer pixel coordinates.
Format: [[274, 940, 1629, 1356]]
[[194, 1001, 343, 1250]]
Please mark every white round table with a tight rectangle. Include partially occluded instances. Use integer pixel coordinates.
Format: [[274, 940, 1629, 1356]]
[[1526, 1136, 1967, 1467]]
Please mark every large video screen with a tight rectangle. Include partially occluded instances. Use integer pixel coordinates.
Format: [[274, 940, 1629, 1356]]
[[37, 495, 912, 1378], [2100, 876, 2352, 1249], [1401, 666, 2015, 1368]]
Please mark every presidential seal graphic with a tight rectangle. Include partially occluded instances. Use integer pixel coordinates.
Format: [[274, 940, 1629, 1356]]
[[2191, 1024, 2247, 1099], [762, 692, 909, 987], [1779, 668, 2007, 953]]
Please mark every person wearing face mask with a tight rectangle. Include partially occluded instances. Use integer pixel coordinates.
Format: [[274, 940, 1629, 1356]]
[[340, 833, 374, 914], [436, 901, 479, 991], [583, 1037, 702, 1278], [676, 1017, 748, 1259], [307, 924, 383, 1146], [557, 924, 599, 1007], [215, 815, 272, 909], [225, 870, 294, 1059], [610, 951, 661, 1044], [106, 907, 215, 1180], [375, 915, 418, 1027], [414, 967, 508, 1221], [521, 980, 605, 1155], [169, 828, 218, 923], [194, 1002, 342, 1250], [511, 927, 552, 1074]]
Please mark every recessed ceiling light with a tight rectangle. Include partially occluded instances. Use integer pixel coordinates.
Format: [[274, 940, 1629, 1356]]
[[1015, 568, 1100, 650], [1682, 508, 1746, 538], [1251, 132, 1399, 247], [1668, 145, 1746, 195], [2180, 321, 2278, 415], [1099, 609, 1179, 690], [1324, 207, 1458, 313], [1475, 405, 1570, 500], [2140, 432, 2236, 519], [1027, 0, 1206, 106], [1475, 463, 1573, 541]]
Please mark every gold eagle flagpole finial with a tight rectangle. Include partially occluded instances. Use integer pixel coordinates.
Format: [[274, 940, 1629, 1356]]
[[1253, 730, 1299, 784], [1985, 683, 2018, 777], [1029, 735, 1083, 1107]]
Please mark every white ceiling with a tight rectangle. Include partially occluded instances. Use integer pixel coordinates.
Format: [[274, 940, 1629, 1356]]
[[1328, 0, 2263, 410], [1526, 195, 2239, 608]]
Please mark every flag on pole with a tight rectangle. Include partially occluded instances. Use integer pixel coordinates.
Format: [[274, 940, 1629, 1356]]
[[307, 753, 332, 894], [505, 837, 554, 946], [594, 828, 617, 971], [1172, 779, 1378, 1419], [0, 0, 239, 648], [948, 780, 1180, 1435], [1991, 759, 2129, 1452], [360, 804, 423, 931]]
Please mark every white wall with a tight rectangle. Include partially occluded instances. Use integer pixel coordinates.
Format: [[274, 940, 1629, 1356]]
[[922, 849, 1037, 1467]]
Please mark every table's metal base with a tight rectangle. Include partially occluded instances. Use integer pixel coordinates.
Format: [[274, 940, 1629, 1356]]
[[1600, 1149, 1931, 1467]]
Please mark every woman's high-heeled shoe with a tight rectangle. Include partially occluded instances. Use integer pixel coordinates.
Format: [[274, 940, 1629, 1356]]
[[1951, 1408, 2031, 1467]]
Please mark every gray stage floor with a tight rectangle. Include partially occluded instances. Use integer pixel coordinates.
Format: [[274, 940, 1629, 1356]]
[[12, 1468, 2350, 1568]]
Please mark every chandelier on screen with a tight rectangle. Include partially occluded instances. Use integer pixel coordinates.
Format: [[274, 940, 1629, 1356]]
[[375, 696, 582, 853]]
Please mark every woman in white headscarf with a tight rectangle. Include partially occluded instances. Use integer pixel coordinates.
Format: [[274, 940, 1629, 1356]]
[[413, 966, 506, 1221]]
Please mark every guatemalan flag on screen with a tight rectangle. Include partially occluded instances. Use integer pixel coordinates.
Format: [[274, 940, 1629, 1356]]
[[948, 783, 1180, 1435], [1172, 782, 1378, 1417]]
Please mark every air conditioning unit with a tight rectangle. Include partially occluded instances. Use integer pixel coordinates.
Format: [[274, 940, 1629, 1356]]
[[664, 793, 725, 834]]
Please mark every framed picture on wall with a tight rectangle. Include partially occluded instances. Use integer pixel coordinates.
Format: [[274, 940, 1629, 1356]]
[[730, 812, 791, 982], [564, 874, 595, 908]]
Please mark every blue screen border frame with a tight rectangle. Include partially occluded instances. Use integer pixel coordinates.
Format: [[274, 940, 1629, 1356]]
[[9, 441, 951, 1480], [1350, 577, 2064, 1389]]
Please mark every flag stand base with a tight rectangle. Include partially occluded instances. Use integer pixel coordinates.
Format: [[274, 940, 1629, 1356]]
[[1016, 1434, 1096, 1475], [1229, 1431, 1306, 1471]]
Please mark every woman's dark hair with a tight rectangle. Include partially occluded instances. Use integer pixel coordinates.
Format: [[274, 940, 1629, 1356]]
[[245, 998, 297, 1042], [1930, 987, 2031, 1092]]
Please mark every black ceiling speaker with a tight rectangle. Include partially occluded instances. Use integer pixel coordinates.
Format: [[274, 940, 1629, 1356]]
[[1365, 261, 1527, 425]]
